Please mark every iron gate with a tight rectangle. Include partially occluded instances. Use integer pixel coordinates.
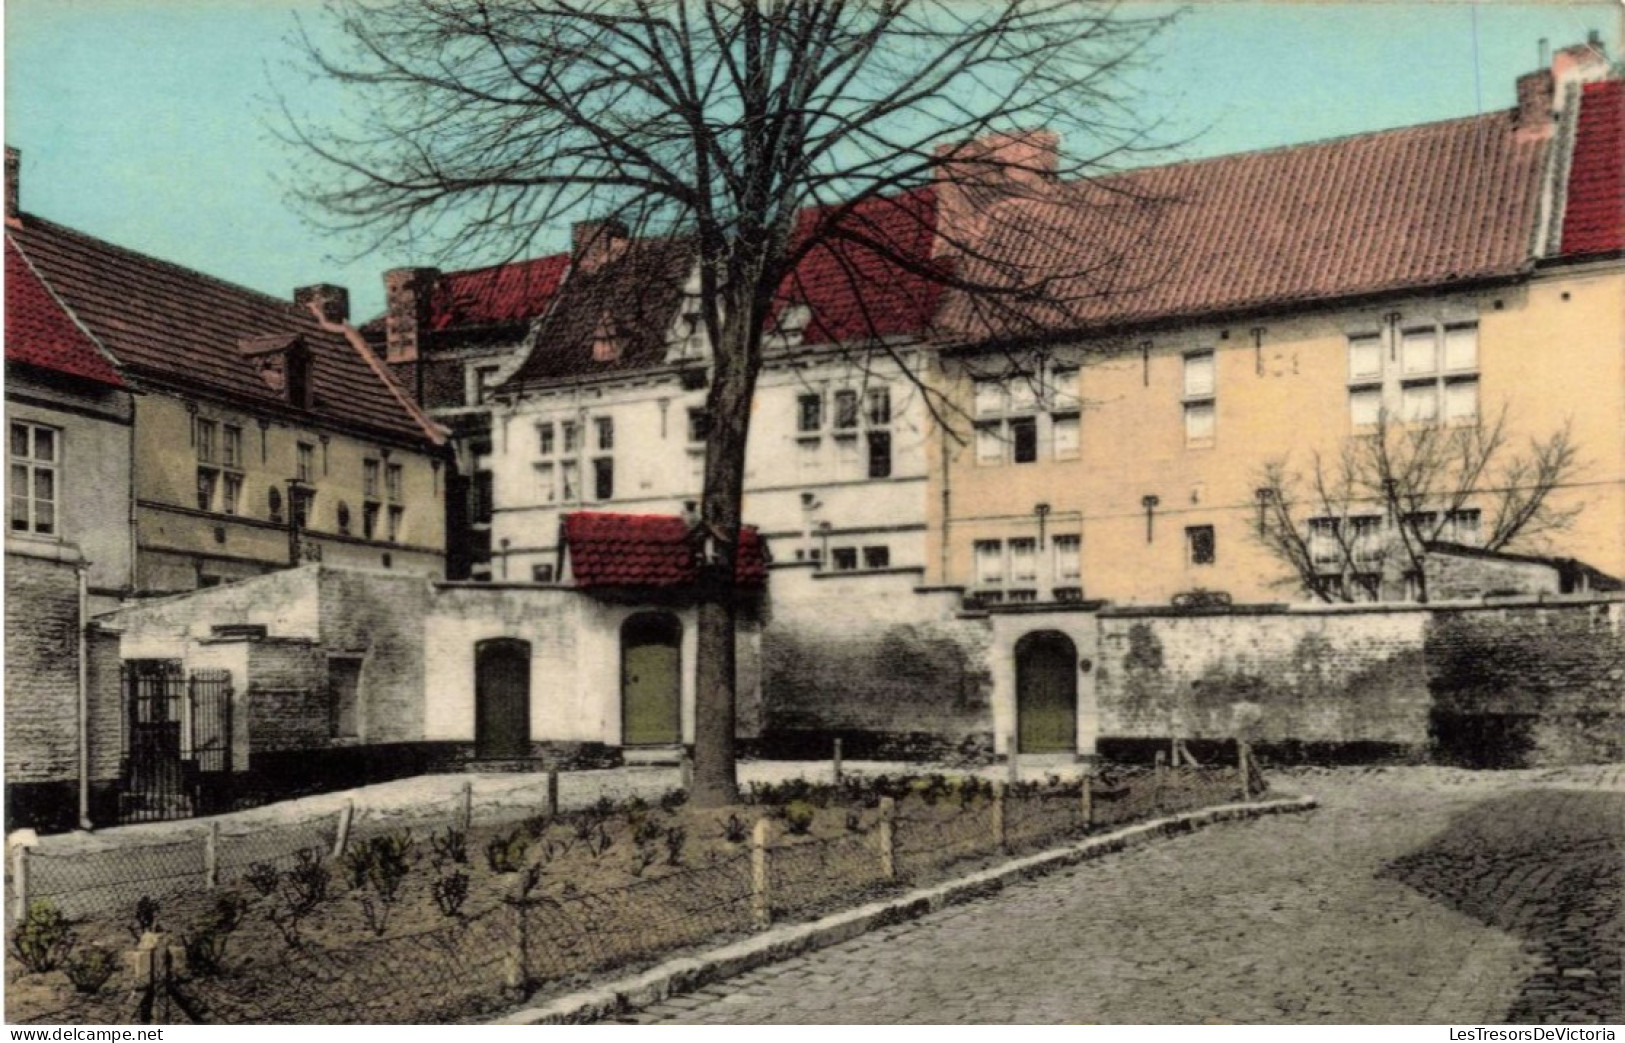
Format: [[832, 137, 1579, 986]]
[[120, 662, 234, 823]]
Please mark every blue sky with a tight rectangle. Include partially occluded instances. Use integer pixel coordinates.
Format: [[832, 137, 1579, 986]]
[[5, 1, 1619, 321]]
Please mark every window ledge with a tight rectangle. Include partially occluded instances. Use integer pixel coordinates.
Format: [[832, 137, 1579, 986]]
[[5, 534, 82, 565]]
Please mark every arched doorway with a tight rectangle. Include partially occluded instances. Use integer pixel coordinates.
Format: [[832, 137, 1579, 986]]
[[475, 638, 531, 759], [1016, 631, 1077, 754], [622, 612, 682, 746]]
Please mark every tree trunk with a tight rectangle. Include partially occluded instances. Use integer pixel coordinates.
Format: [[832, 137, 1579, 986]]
[[689, 299, 763, 807]]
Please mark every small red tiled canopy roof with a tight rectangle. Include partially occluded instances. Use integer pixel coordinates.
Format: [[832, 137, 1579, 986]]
[[5, 237, 124, 387], [562, 512, 769, 589], [1561, 80, 1625, 258]]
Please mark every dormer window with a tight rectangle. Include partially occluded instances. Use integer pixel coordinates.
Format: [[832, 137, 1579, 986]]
[[240, 335, 314, 409], [591, 313, 621, 362], [773, 303, 811, 347]]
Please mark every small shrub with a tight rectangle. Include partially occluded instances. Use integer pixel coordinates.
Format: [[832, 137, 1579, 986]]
[[783, 801, 816, 836], [658, 788, 688, 814], [664, 825, 687, 867], [10, 901, 73, 974], [430, 825, 468, 866], [721, 813, 749, 844], [127, 896, 161, 940], [844, 811, 865, 834], [521, 814, 552, 840], [485, 828, 530, 874], [284, 848, 330, 915], [592, 795, 616, 819], [585, 821, 614, 859], [183, 894, 247, 977], [63, 945, 116, 995], [244, 861, 279, 897], [572, 811, 599, 844], [622, 795, 650, 828], [432, 871, 470, 918]]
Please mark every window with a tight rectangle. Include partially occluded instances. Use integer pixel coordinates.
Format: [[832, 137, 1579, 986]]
[[1401, 382, 1438, 423], [975, 423, 1003, 465], [1308, 518, 1341, 566], [867, 431, 892, 479], [1348, 334, 1382, 382], [561, 421, 578, 455], [593, 457, 614, 501], [537, 423, 555, 456], [1050, 367, 1080, 411], [297, 443, 315, 483], [1360, 322, 1480, 427], [268, 486, 284, 523], [1054, 534, 1081, 582], [473, 365, 501, 404], [363, 459, 380, 500], [1010, 418, 1037, 464], [222, 425, 243, 469], [290, 487, 313, 530], [1186, 525, 1216, 566], [363, 502, 379, 540], [1443, 379, 1479, 423], [1443, 324, 1478, 372], [798, 394, 823, 434], [834, 390, 859, 430], [196, 419, 217, 464], [831, 547, 858, 571], [1052, 414, 1079, 460], [1448, 509, 1482, 545], [863, 546, 890, 570], [865, 388, 891, 427], [973, 380, 1005, 418], [1008, 379, 1039, 414], [1183, 352, 1215, 448], [222, 473, 242, 516], [472, 471, 494, 523], [688, 450, 705, 486], [535, 463, 556, 503], [595, 417, 614, 451], [385, 463, 403, 502], [687, 409, 709, 443], [11, 423, 58, 535], [834, 435, 859, 479], [387, 505, 403, 543], [328, 658, 362, 740], [560, 460, 580, 502], [1009, 538, 1037, 583], [974, 540, 1003, 586], [1401, 328, 1437, 375], [1350, 515, 1383, 563], [1350, 387, 1383, 428], [532, 563, 555, 583], [196, 468, 218, 511], [336, 500, 351, 535]]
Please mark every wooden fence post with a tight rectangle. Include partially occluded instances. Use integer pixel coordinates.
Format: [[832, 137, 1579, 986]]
[[203, 822, 220, 889], [1238, 740, 1252, 801], [12, 844, 29, 926], [991, 781, 1007, 852], [877, 796, 896, 882], [1154, 750, 1167, 812], [1079, 772, 1093, 830], [750, 817, 772, 929], [832, 738, 843, 783], [459, 779, 474, 833], [546, 769, 560, 819], [332, 800, 354, 859]]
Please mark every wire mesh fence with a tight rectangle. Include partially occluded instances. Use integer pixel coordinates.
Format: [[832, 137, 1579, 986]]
[[8, 754, 1264, 1025]]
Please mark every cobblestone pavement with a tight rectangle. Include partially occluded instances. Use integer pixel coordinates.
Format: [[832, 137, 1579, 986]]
[[622, 768, 1624, 1024]]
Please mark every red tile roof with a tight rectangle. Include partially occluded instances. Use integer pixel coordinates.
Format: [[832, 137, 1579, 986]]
[[428, 254, 572, 332], [777, 187, 949, 346], [939, 109, 1551, 340], [8, 216, 436, 444], [5, 237, 124, 387], [562, 512, 768, 589], [1561, 80, 1625, 257]]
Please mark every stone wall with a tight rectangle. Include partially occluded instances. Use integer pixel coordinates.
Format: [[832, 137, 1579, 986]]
[[1426, 600, 1624, 767], [1426, 551, 1560, 601], [759, 567, 993, 758], [5, 552, 82, 785], [319, 569, 434, 744], [245, 638, 328, 756]]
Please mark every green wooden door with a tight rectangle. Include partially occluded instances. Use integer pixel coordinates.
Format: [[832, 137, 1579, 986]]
[[1017, 632, 1077, 753], [622, 614, 681, 746], [475, 639, 531, 759]]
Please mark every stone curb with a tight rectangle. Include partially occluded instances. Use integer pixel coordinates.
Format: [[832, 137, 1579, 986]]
[[491, 793, 1319, 1025]]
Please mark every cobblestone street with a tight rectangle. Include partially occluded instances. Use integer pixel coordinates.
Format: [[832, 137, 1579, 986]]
[[622, 768, 1624, 1024]]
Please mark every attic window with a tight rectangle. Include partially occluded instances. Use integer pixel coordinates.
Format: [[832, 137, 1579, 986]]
[[239, 335, 314, 409], [591, 314, 620, 362], [775, 303, 811, 346]]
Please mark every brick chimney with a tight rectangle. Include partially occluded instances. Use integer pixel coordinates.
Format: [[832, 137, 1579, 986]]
[[571, 219, 630, 274], [1552, 35, 1611, 112], [382, 267, 440, 364], [5, 147, 20, 227], [1514, 69, 1556, 137], [932, 129, 1061, 259], [294, 283, 351, 324]]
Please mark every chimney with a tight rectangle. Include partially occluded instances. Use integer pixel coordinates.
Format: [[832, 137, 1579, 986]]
[[571, 219, 630, 274], [931, 129, 1060, 259], [382, 266, 440, 364], [1552, 36, 1610, 113], [294, 283, 351, 325], [5, 147, 19, 226], [1514, 69, 1556, 137]]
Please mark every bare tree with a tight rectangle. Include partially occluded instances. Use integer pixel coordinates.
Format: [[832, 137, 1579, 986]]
[[1256, 407, 1582, 604], [282, 0, 1175, 805]]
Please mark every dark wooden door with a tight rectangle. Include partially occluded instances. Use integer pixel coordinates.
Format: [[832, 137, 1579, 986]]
[[1016, 631, 1077, 753], [475, 639, 531, 759], [622, 613, 681, 746]]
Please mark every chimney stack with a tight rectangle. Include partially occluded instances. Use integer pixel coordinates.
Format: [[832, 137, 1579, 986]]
[[1514, 69, 1556, 136], [382, 267, 440, 364], [5, 147, 20, 226], [294, 283, 351, 325], [931, 128, 1061, 260], [571, 219, 631, 274]]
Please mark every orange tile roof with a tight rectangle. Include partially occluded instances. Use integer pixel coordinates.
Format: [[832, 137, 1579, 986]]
[[939, 108, 1551, 340], [563, 512, 768, 589], [9, 215, 436, 444], [5, 237, 124, 387]]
